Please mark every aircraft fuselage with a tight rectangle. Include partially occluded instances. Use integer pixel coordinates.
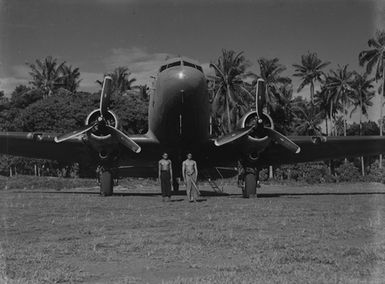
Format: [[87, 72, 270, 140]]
[[148, 58, 210, 154]]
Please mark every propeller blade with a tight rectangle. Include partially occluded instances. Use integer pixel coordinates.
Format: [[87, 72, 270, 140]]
[[54, 122, 97, 143], [106, 126, 141, 153], [266, 128, 301, 154], [100, 76, 113, 118], [214, 126, 253, 146], [255, 79, 266, 118]]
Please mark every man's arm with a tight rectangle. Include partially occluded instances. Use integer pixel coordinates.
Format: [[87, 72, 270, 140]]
[[158, 161, 161, 181], [169, 161, 173, 181], [194, 161, 198, 178], [182, 161, 186, 182]]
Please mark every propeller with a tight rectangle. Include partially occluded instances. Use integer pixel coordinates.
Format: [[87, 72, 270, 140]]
[[255, 78, 266, 118], [54, 76, 141, 153], [214, 79, 301, 154], [214, 126, 254, 147], [266, 128, 301, 154]]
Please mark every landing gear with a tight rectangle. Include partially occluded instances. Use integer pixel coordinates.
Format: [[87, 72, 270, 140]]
[[244, 171, 257, 198], [239, 161, 260, 198], [99, 168, 114, 196]]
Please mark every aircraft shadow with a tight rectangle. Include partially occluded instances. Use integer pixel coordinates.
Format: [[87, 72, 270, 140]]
[[8, 189, 230, 197], [257, 191, 385, 198], [8, 190, 385, 198]]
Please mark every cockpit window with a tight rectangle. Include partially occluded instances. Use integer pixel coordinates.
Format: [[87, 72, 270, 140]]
[[159, 61, 181, 72], [183, 61, 203, 73], [167, 61, 181, 68], [183, 61, 195, 68]]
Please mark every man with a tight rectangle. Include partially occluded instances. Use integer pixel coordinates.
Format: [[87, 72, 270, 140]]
[[158, 152, 173, 202], [182, 153, 198, 202]]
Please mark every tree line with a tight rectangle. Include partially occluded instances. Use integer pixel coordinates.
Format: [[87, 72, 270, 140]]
[[1, 30, 384, 182]]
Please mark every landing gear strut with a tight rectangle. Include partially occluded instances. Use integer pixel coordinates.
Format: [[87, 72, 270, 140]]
[[238, 161, 260, 198], [97, 165, 114, 196]]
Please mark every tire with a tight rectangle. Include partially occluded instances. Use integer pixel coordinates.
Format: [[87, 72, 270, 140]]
[[172, 178, 179, 192], [100, 170, 113, 196], [244, 173, 257, 198]]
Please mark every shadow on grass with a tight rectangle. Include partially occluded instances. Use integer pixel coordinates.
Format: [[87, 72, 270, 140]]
[[7, 189, 232, 197], [257, 192, 385, 198], [7, 190, 385, 198]]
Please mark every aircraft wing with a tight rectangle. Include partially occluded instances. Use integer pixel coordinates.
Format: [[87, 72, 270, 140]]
[[207, 135, 385, 168], [0, 131, 159, 163], [260, 136, 385, 166]]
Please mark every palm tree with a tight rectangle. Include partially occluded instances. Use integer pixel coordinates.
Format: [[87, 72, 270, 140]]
[[314, 87, 331, 135], [293, 52, 330, 104], [209, 49, 252, 133], [269, 83, 302, 134], [97, 67, 137, 94], [293, 101, 323, 135], [254, 57, 291, 112], [60, 65, 81, 93], [350, 72, 375, 176], [359, 30, 385, 168], [27, 56, 65, 98], [325, 65, 355, 137], [350, 72, 375, 134]]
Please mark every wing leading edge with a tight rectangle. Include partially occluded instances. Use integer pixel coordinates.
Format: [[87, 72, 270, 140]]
[[0, 132, 159, 163], [259, 136, 385, 166]]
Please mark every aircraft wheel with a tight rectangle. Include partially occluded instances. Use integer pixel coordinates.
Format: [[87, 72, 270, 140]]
[[173, 178, 179, 192], [100, 170, 113, 196], [244, 172, 257, 198]]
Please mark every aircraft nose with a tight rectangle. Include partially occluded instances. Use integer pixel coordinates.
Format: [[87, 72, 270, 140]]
[[171, 67, 206, 93]]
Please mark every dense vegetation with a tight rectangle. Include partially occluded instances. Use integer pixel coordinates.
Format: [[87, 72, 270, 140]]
[[1, 31, 385, 183]]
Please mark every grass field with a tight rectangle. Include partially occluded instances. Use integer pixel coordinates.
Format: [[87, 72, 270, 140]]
[[1, 181, 385, 283]]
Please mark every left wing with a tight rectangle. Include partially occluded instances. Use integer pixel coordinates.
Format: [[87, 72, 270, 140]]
[[0, 131, 160, 164]]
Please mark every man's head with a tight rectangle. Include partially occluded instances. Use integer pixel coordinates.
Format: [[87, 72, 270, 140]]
[[162, 152, 168, 159], [187, 153, 192, 160]]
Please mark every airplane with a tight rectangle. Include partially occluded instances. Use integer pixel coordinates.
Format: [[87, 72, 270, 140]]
[[1, 56, 385, 197]]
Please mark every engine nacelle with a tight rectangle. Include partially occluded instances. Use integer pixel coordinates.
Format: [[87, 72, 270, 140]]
[[85, 109, 118, 139], [238, 110, 274, 141], [85, 109, 119, 158], [238, 111, 274, 162]]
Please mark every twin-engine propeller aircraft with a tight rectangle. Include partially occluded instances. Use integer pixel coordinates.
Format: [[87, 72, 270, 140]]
[[1, 56, 385, 197]]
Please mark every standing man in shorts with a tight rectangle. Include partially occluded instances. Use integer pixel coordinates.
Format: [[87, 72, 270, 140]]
[[182, 153, 198, 202]]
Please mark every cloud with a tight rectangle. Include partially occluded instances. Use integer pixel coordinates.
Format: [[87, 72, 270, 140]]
[[103, 47, 174, 86], [0, 77, 28, 96], [78, 71, 103, 93], [0, 64, 30, 96], [374, 0, 385, 29]]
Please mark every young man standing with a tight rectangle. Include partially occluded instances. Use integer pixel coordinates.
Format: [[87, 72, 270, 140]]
[[158, 152, 173, 202], [182, 153, 198, 202]]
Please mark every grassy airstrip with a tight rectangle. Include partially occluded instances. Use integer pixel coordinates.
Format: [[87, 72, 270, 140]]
[[1, 177, 385, 283]]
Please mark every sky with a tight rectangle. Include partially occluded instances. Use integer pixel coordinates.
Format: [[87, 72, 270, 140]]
[[0, 0, 384, 120]]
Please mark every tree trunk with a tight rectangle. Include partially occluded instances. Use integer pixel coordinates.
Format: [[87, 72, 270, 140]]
[[310, 80, 314, 105], [325, 118, 328, 136], [226, 85, 232, 133], [358, 96, 364, 177], [343, 98, 347, 163], [380, 70, 384, 169], [330, 101, 334, 136], [269, 165, 273, 179], [343, 99, 347, 137], [361, 157, 365, 176]]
